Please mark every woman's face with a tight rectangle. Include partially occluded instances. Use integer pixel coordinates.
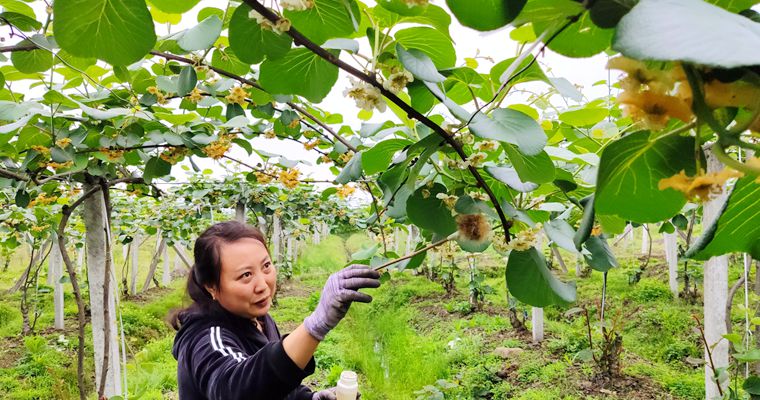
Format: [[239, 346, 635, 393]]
[[206, 237, 277, 319]]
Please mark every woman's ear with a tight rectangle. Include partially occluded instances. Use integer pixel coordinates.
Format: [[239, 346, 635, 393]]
[[204, 285, 217, 300]]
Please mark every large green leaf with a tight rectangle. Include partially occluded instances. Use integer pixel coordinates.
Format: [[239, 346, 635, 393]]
[[589, 0, 638, 28], [149, 0, 199, 13], [229, 4, 292, 64], [396, 44, 445, 83], [284, 0, 359, 45], [406, 183, 457, 237], [686, 176, 760, 260], [336, 152, 363, 184], [490, 55, 549, 86], [534, 11, 614, 58], [503, 144, 555, 184], [177, 66, 197, 97], [378, 0, 427, 16], [470, 108, 547, 156], [595, 131, 698, 223], [583, 236, 618, 272], [11, 39, 52, 73], [178, 15, 222, 51], [395, 27, 456, 69], [259, 48, 339, 102], [614, 0, 760, 68], [143, 156, 171, 184], [506, 247, 576, 307], [484, 165, 539, 192], [54, 0, 156, 66], [573, 195, 595, 250], [445, 0, 526, 31], [362, 138, 411, 175], [544, 218, 578, 253], [559, 107, 609, 127]]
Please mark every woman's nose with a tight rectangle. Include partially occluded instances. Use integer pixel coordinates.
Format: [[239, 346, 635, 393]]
[[253, 275, 268, 293]]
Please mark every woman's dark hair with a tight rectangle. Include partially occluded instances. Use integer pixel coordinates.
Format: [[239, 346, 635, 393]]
[[169, 221, 269, 330]]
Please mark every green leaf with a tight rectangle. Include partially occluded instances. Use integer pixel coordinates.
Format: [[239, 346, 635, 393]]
[[0, 0, 36, 19], [54, 0, 156, 66], [149, 0, 199, 14], [484, 165, 539, 192], [396, 44, 445, 83], [143, 157, 171, 183], [229, 4, 292, 64], [395, 27, 456, 69], [211, 48, 250, 76], [178, 15, 222, 51], [583, 236, 618, 272], [362, 138, 411, 175], [336, 152, 363, 184], [11, 39, 52, 73], [378, 0, 428, 16], [445, 0, 526, 31], [559, 108, 609, 127], [503, 145, 555, 184], [408, 80, 436, 113], [589, 0, 638, 28], [544, 219, 578, 253], [177, 66, 197, 97], [0, 12, 41, 31], [614, 0, 760, 68], [284, 0, 359, 45], [470, 108, 547, 156], [595, 131, 698, 223], [490, 55, 549, 87], [506, 247, 576, 307], [398, 4, 452, 39], [534, 12, 614, 58], [686, 176, 760, 260], [573, 195, 595, 250], [15, 188, 29, 207], [259, 48, 339, 103], [154, 112, 198, 125], [406, 183, 457, 237], [598, 214, 627, 235], [351, 243, 379, 260], [743, 376, 760, 395]]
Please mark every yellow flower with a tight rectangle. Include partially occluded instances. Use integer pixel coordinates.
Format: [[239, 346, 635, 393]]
[[338, 151, 354, 164], [100, 148, 125, 161], [46, 161, 74, 170], [160, 147, 190, 165], [659, 168, 744, 202], [202, 133, 236, 160], [473, 140, 498, 152], [55, 138, 72, 148], [226, 87, 248, 106], [303, 139, 320, 150], [147, 86, 160, 95], [28, 193, 58, 208], [280, 0, 313, 10], [435, 192, 459, 209], [278, 168, 300, 189], [591, 225, 603, 237], [343, 78, 386, 112], [188, 88, 204, 103], [382, 69, 414, 94], [254, 171, 274, 184], [617, 91, 692, 130], [320, 155, 332, 164], [31, 145, 50, 157], [337, 184, 355, 199], [264, 130, 277, 139], [288, 118, 301, 129], [466, 152, 488, 168]]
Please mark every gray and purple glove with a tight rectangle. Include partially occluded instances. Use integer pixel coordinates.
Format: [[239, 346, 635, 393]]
[[303, 264, 381, 341], [312, 388, 361, 400]]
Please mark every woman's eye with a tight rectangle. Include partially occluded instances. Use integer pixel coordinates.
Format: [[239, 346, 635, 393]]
[[240, 272, 252, 279], [263, 262, 272, 270]]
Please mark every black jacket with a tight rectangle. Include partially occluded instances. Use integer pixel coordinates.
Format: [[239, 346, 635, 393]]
[[172, 307, 315, 400]]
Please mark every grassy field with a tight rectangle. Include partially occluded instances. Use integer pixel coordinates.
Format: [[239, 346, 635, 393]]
[[0, 230, 748, 399]]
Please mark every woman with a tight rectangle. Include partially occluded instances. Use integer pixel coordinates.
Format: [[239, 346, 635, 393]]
[[171, 221, 381, 399]]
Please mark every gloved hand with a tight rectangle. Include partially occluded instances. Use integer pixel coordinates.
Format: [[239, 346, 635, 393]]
[[312, 387, 361, 400], [303, 264, 381, 341]]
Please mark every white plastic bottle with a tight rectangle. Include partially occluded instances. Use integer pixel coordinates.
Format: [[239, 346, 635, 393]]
[[336, 370, 358, 400]]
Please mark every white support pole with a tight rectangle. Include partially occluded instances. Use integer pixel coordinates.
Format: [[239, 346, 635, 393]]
[[272, 215, 281, 264], [640, 224, 649, 254], [664, 231, 679, 298], [162, 244, 171, 286], [704, 149, 729, 399], [51, 238, 64, 330], [82, 183, 122, 397], [532, 235, 544, 343], [130, 233, 140, 296], [235, 201, 246, 223], [77, 245, 85, 276]]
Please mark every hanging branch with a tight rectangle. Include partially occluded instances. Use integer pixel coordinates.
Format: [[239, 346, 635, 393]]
[[242, 0, 512, 241]]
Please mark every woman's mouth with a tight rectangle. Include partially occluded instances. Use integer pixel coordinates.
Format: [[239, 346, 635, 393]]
[[254, 298, 269, 307]]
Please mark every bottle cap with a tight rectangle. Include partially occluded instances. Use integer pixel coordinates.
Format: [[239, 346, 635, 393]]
[[339, 370, 357, 384]]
